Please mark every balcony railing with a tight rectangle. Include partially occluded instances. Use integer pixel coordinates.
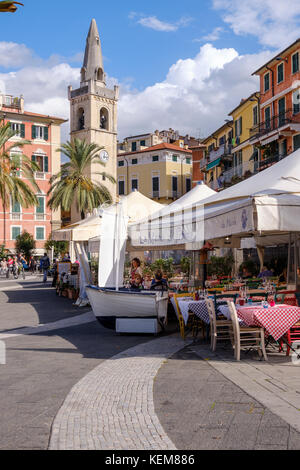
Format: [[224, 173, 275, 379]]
[[208, 144, 233, 163], [2, 95, 20, 108], [250, 109, 300, 141]]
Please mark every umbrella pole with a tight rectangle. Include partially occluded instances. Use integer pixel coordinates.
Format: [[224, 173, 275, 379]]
[[287, 233, 291, 285], [115, 203, 120, 292]]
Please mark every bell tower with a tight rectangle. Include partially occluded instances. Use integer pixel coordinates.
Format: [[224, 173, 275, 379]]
[[68, 19, 118, 220]]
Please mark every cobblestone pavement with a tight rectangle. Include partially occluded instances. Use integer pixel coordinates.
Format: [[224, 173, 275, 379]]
[[49, 336, 187, 450], [154, 346, 300, 450]]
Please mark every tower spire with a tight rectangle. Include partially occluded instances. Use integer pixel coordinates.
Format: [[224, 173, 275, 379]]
[[81, 18, 105, 85]]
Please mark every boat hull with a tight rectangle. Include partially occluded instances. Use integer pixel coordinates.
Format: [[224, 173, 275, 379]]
[[86, 286, 168, 332]]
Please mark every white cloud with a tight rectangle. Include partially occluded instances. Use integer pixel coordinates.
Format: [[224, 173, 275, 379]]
[[194, 27, 224, 43], [0, 42, 35, 68], [131, 13, 192, 32], [0, 41, 274, 144], [213, 0, 300, 48], [118, 44, 273, 139]]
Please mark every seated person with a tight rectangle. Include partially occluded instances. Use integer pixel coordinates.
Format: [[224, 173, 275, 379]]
[[150, 270, 168, 291], [241, 267, 252, 279], [278, 267, 287, 283], [258, 266, 273, 278], [130, 273, 143, 291], [143, 274, 152, 290]]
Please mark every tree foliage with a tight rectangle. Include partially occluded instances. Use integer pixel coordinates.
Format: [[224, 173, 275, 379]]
[[47, 139, 116, 219], [15, 230, 36, 260]]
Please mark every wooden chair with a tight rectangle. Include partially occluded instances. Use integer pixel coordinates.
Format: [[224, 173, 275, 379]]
[[205, 298, 232, 352], [173, 293, 195, 340], [227, 301, 268, 361]]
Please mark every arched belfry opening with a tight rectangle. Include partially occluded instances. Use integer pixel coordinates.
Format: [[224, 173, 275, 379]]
[[100, 107, 109, 130], [97, 67, 104, 82], [81, 67, 86, 83], [78, 108, 85, 130]]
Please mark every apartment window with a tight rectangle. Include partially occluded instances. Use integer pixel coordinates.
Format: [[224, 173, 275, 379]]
[[152, 155, 159, 162], [131, 142, 137, 152], [264, 72, 270, 92], [233, 150, 243, 176], [11, 226, 21, 240], [131, 158, 138, 165], [32, 125, 48, 141], [186, 157, 191, 165], [36, 196, 45, 220], [278, 97, 286, 126], [118, 180, 125, 195], [11, 199, 21, 220], [277, 63, 284, 84], [140, 140, 146, 147], [234, 117, 242, 137], [131, 179, 138, 191], [32, 154, 49, 173], [265, 106, 271, 129], [186, 178, 191, 193], [152, 176, 159, 196], [293, 89, 300, 115], [172, 176, 178, 194], [219, 136, 225, 145], [10, 153, 21, 177], [11, 122, 25, 138], [118, 160, 125, 167], [293, 134, 300, 152], [208, 144, 214, 152], [253, 106, 258, 126], [292, 52, 299, 74], [35, 227, 45, 241], [172, 155, 178, 162]]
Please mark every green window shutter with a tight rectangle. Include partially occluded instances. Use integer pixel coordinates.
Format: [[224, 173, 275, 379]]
[[239, 117, 243, 135], [37, 197, 45, 214], [44, 127, 49, 141], [36, 227, 45, 240], [44, 156, 49, 173], [234, 120, 238, 137], [32, 125, 36, 139], [20, 124, 25, 138], [32, 155, 36, 164]]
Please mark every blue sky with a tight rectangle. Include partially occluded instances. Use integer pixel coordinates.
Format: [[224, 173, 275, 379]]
[[0, 1, 300, 139], [0, 0, 264, 87]]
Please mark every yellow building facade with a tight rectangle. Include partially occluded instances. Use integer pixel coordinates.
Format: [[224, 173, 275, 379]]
[[117, 143, 193, 205]]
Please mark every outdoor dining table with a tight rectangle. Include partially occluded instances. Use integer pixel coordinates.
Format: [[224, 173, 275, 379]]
[[219, 303, 300, 342], [176, 298, 234, 326]]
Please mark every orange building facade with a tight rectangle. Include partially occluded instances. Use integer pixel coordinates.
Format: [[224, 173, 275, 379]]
[[0, 94, 65, 255], [251, 39, 300, 158]]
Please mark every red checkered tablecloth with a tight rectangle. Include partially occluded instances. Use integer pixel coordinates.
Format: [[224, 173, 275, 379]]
[[237, 304, 300, 341]]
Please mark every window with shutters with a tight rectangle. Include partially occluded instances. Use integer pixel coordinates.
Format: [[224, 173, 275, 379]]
[[293, 89, 300, 115], [152, 176, 159, 197], [118, 179, 125, 195], [292, 52, 299, 74], [11, 198, 21, 220], [35, 226, 45, 241], [11, 122, 25, 138], [265, 106, 271, 129], [131, 179, 138, 191], [11, 226, 21, 240], [253, 106, 258, 126], [277, 63, 284, 84], [264, 72, 270, 92], [32, 154, 49, 178], [32, 125, 48, 141], [36, 196, 45, 220]]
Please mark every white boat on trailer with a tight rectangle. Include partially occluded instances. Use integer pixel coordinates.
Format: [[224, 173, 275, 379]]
[[86, 286, 169, 334]]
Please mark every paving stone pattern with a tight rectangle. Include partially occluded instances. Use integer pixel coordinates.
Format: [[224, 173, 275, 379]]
[[49, 336, 190, 450]]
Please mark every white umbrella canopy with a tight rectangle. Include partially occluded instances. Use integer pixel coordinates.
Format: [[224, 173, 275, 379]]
[[53, 191, 164, 244]]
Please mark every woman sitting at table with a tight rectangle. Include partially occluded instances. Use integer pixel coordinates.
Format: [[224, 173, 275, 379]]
[[278, 267, 287, 284], [258, 266, 273, 278], [150, 270, 168, 291]]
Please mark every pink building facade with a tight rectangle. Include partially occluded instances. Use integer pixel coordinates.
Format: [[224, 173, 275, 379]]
[[0, 94, 65, 255]]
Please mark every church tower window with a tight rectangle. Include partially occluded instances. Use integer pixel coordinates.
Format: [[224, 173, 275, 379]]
[[100, 108, 109, 130], [78, 108, 85, 130]]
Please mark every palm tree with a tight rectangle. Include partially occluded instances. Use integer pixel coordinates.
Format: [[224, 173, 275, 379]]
[[0, 1, 23, 12], [47, 139, 116, 220], [0, 120, 40, 244]]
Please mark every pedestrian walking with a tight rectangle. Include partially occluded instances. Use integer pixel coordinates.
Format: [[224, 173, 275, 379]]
[[40, 253, 50, 283]]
